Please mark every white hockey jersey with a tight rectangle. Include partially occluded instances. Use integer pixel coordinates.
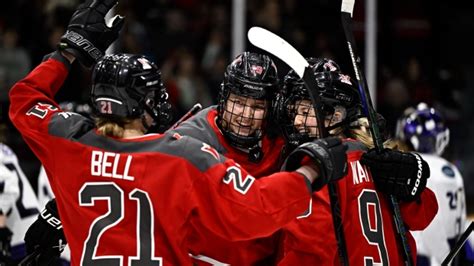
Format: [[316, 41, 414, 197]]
[[412, 153, 466, 265], [0, 143, 40, 260], [0, 163, 19, 214], [37, 165, 71, 262]]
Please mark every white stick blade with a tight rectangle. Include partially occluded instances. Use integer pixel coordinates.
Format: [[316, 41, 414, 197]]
[[341, 0, 355, 16], [247, 27, 308, 78]]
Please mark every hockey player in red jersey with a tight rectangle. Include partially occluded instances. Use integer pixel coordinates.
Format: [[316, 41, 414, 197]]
[[167, 52, 296, 265], [274, 58, 439, 265], [8, 1, 349, 264]]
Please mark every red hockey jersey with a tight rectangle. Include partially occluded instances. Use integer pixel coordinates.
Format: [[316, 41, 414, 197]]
[[9, 55, 313, 265], [277, 139, 438, 266], [170, 107, 286, 265]]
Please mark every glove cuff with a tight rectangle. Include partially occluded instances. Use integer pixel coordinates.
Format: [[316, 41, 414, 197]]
[[42, 51, 73, 71]]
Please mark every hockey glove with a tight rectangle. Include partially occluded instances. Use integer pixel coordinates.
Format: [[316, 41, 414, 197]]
[[58, 0, 125, 67], [24, 199, 67, 265], [282, 137, 348, 191], [361, 148, 430, 201], [0, 226, 13, 264]]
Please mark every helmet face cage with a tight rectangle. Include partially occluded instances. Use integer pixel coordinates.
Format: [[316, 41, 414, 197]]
[[220, 93, 269, 147], [277, 58, 361, 146], [396, 103, 450, 155], [90, 54, 172, 129], [217, 52, 279, 148]]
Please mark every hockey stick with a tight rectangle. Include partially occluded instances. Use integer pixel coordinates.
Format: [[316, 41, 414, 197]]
[[170, 103, 202, 129], [248, 26, 349, 266], [442, 221, 474, 265], [340, 0, 413, 265]]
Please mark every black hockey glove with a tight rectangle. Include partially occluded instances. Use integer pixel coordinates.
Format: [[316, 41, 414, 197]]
[[58, 0, 124, 67], [361, 148, 430, 202], [24, 199, 67, 265], [282, 137, 348, 191], [0, 226, 13, 265]]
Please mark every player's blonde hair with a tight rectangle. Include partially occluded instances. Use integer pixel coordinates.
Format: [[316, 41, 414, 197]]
[[345, 117, 399, 150], [95, 118, 128, 138]]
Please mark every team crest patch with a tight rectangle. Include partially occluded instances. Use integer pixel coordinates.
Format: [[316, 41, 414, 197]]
[[201, 143, 220, 161], [442, 165, 455, 178]]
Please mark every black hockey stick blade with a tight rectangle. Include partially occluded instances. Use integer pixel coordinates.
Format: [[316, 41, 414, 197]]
[[442, 221, 474, 265], [340, 0, 413, 265], [248, 26, 348, 265], [170, 103, 202, 129]]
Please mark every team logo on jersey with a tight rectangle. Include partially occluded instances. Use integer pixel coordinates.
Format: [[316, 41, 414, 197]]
[[442, 165, 455, 177], [201, 143, 220, 161]]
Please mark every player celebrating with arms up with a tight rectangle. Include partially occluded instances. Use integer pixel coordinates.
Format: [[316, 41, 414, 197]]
[[9, 1, 348, 264]]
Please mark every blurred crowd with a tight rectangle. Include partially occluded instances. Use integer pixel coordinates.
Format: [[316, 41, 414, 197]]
[[1, 0, 473, 213]]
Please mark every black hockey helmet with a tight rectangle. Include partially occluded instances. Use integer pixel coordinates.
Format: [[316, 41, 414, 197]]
[[90, 54, 171, 128], [217, 52, 279, 149], [276, 58, 362, 146]]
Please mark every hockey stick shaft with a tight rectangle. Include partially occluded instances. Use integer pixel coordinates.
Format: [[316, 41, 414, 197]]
[[248, 26, 348, 265], [442, 221, 474, 265], [340, 1, 412, 265]]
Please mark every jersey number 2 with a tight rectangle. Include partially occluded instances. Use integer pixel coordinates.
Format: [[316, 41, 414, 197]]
[[358, 189, 389, 266], [79, 182, 162, 265]]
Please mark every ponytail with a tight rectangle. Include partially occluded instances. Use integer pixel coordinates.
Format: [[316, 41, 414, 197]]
[[95, 118, 128, 138]]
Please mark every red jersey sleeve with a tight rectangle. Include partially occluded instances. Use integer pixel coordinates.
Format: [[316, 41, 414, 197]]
[[194, 161, 312, 241], [9, 54, 70, 167], [400, 187, 438, 231], [178, 137, 313, 241]]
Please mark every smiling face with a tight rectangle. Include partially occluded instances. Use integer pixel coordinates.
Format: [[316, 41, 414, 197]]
[[292, 99, 319, 138], [291, 99, 344, 139], [222, 93, 268, 137]]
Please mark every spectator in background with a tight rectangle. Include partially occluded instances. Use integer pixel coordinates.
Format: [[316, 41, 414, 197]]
[[162, 49, 212, 116], [378, 76, 412, 135], [254, 0, 282, 33], [404, 56, 434, 105], [0, 27, 31, 103]]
